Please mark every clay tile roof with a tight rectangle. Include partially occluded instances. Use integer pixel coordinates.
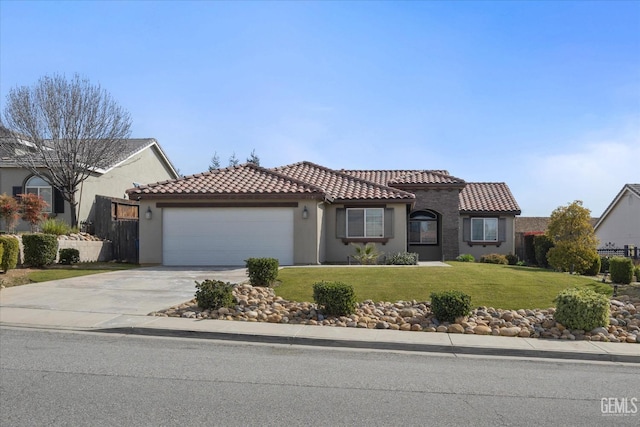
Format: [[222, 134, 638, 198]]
[[127, 163, 326, 199], [460, 183, 521, 214], [274, 162, 415, 201], [341, 169, 465, 186]]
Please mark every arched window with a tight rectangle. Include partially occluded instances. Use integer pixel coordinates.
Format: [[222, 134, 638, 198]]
[[409, 210, 438, 244], [25, 176, 52, 213]]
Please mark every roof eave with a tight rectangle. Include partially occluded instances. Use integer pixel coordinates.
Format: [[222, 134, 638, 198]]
[[127, 192, 326, 201]]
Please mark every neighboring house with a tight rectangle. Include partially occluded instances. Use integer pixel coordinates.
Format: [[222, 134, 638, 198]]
[[127, 161, 521, 266], [594, 184, 640, 251], [0, 127, 180, 231]]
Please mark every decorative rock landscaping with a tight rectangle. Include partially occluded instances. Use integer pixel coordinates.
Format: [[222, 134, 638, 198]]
[[150, 283, 640, 344]]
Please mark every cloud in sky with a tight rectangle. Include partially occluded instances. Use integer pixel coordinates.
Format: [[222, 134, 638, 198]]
[[517, 119, 640, 217]]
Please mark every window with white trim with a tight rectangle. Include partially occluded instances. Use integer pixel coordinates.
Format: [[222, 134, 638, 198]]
[[25, 176, 52, 213], [471, 218, 498, 241], [409, 210, 438, 244], [346, 208, 384, 238]]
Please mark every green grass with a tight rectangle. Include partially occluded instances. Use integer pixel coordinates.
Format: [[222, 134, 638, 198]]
[[275, 262, 612, 310], [20, 263, 138, 284]]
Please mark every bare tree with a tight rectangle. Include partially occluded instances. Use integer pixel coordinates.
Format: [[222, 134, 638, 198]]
[[2, 73, 132, 226]]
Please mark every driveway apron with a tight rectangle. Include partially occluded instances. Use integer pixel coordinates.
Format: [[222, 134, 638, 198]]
[[0, 266, 248, 316]]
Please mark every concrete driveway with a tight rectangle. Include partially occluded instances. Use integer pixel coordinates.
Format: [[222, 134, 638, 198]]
[[0, 266, 248, 316]]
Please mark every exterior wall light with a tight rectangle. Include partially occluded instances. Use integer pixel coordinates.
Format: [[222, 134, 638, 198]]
[[145, 206, 152, 220], [302, 206, 309, 219]]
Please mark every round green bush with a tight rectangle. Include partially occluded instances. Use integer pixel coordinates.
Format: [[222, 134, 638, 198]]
[[312, 281, 357, 316], [584, 255, 601, 277], [194, 279, 235, 310], [609, 257, 633, 284], [22, 233, 58, 267], [430, 290, 472, 322], [553, 287, 610, 331], [456, 254, 475, 262], [0, 236, 20, 272], [58, 248, 80, 265], [245, 257, 279, 287]]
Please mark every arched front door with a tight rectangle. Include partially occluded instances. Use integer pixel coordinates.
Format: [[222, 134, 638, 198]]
[[408, 209, 442, 261]]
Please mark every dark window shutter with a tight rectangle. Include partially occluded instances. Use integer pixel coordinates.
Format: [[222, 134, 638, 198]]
[[54, 188, 65, 214], [12, 186, 22, 198], [463, 218, 470, 241], [336, 208, 346, 238], [384, 208, 394, 238], [498, 218, 507, 242]]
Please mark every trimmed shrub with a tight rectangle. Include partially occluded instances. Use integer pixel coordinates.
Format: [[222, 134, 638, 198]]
[[609, 257, 634, 284], [479, 253, 508, 265], [534, 235, 554, 268], [245, 257, 279, 286], [194, 280, 235, 310], [22, 233, 58, 267], [58, 248, 80, 265], [505, 253, 519, 266], [385, 252, 418, 265], [635, 266, 640, 283], [42, 218, 71, 236], [584, 255, 601, 277], [312, 281, 357, 316], [553, 287, 610, 331], [0, 244, 3, 269], [430, 290, 472, 323], [456, 254, 475, 262], [600, 256, 610, 273], [0, 236, 19, 272]]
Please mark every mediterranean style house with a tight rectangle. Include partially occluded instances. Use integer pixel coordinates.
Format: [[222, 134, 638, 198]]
[[0, 126, 179, 231], [127, 161, 521, 266]]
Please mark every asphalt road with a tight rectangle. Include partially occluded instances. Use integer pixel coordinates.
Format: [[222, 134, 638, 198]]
[[1, 327, 638, 426]]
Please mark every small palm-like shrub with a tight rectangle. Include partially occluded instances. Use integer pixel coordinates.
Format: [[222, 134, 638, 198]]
[[352, 243, 381, 265]]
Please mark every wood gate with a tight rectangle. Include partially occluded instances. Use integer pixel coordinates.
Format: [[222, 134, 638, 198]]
[[94, 195, 139, 263]]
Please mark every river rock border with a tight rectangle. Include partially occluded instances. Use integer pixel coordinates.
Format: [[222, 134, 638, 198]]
[[150, 284, 640, 344]]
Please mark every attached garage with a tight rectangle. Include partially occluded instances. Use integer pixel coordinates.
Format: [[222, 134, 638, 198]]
[[162, 207, 294, 266]]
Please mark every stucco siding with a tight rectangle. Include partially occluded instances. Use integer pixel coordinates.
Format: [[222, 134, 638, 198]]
[[80, 146, 176, 223], [458, 215, 516, 259], [323, 203, 407, 263], [596, 191, 640, 248], [1, 145, 176, 232], [138, 198, 320, 265]]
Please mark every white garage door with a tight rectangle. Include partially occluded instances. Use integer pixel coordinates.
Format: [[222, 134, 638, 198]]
[[162, 207, 294, 266]]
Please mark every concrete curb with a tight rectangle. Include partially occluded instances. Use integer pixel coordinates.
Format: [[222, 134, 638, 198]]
[[95, 326, 640, 364]]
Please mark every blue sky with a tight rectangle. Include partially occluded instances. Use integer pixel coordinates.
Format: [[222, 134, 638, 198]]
[[1, 1, 638, 217]]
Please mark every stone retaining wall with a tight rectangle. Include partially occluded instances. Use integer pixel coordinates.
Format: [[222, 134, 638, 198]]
[[5, 234, 113, 264]]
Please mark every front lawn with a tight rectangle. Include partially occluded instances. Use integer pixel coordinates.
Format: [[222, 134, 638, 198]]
[[1, 263, 139, 288], [275, 262, 612, 310]]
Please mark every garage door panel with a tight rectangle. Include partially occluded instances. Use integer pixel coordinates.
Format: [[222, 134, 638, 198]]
[[163, 207, 293, 266]]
